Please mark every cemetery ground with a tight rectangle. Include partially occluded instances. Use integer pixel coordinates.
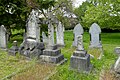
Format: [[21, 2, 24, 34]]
[[0, 30, 119, 80]]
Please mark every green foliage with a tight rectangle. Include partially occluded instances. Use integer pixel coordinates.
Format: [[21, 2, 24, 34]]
[[74, 0, 120, 30]]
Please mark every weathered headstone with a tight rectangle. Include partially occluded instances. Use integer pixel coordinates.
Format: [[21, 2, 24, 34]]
[[26, 9, 40, 42], [89, 23, 102, 48], [42, 32, 48, 44], [40, 11, 66, 64], [19, 9, 44, 59], [56, 21, 65, 47], [0, 25, 7, 49], [72, 23, 84, 47], [8, 41, 19, 56], [70, 35, 92, 72]]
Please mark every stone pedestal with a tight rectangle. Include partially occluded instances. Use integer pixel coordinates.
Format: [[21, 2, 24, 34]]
[[70, 50, 92, 72], [19, 40, 45, 59], [8, 41, 19, 56], [40, 45, 66, 64]]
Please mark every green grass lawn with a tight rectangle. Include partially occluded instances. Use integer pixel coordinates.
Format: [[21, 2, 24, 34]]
[[49, 31, 119, 80], [0, 30, 120, 80]]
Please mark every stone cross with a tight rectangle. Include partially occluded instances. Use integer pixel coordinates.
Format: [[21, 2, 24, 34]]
[[77, 35, 84, 51], [0, 25, 7, 48], [72, 23, 84, 47], [26, 9, 40, 42], [89, 23, 102, 48], [42, 31, 48, 44], [56, 21, 65, 46]]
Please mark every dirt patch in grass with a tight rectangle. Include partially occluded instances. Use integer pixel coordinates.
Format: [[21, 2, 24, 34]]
[[100, 70, 118, 80], [88, 48, 103, 59], [11, 63, 56, 80]]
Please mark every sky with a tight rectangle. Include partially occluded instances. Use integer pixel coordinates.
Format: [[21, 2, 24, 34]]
[[73, 0, 86, 8]]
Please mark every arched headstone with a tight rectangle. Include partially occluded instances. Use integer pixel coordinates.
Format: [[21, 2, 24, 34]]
[[72, 23, 84, 47], [89, 23, 102, 48]]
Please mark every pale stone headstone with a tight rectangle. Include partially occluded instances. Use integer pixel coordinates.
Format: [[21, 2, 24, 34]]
[[26, 9, 40, 42], [89, 23, 102, 48], [19, 9, 45, 59], [42, 32, 48, 44], [0, 25, 7, 48], [56, 21, 65, 46], [72, 23, 84, 47]]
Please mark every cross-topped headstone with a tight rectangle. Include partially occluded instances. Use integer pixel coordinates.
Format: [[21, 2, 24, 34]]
[[89, 23, 102, 48], [26, 9, 40, 42], [72, 23, 84, 47], [0, 25, 7, 48], [56, 21, 65, 47]]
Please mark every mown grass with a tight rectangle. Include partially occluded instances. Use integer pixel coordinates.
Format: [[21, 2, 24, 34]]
[[0, 50, 35, 80], [49, 31, 119, 80], [1, 30, 120, 80]]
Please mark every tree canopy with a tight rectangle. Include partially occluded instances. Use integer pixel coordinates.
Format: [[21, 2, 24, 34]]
[[74, 0, 120, 30]]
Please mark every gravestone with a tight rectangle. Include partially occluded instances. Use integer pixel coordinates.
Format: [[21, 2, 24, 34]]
[[89, 23, 102, 48], [42, 32, 48, 44], [8, 41, 19, 56], [19, 9, 44, 59], [70, 35, 92, 72], [40, 11, 66, 64], [0, 25, 7, 49], [26, 9, 40, 42], [72, 23, 84, 47], [56, 21, 65, 47]]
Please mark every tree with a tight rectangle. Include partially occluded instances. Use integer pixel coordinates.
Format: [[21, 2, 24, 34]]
[[82, 0, 120, 29], [0, 0, 56, 38], [74, 0, 120, 30]]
